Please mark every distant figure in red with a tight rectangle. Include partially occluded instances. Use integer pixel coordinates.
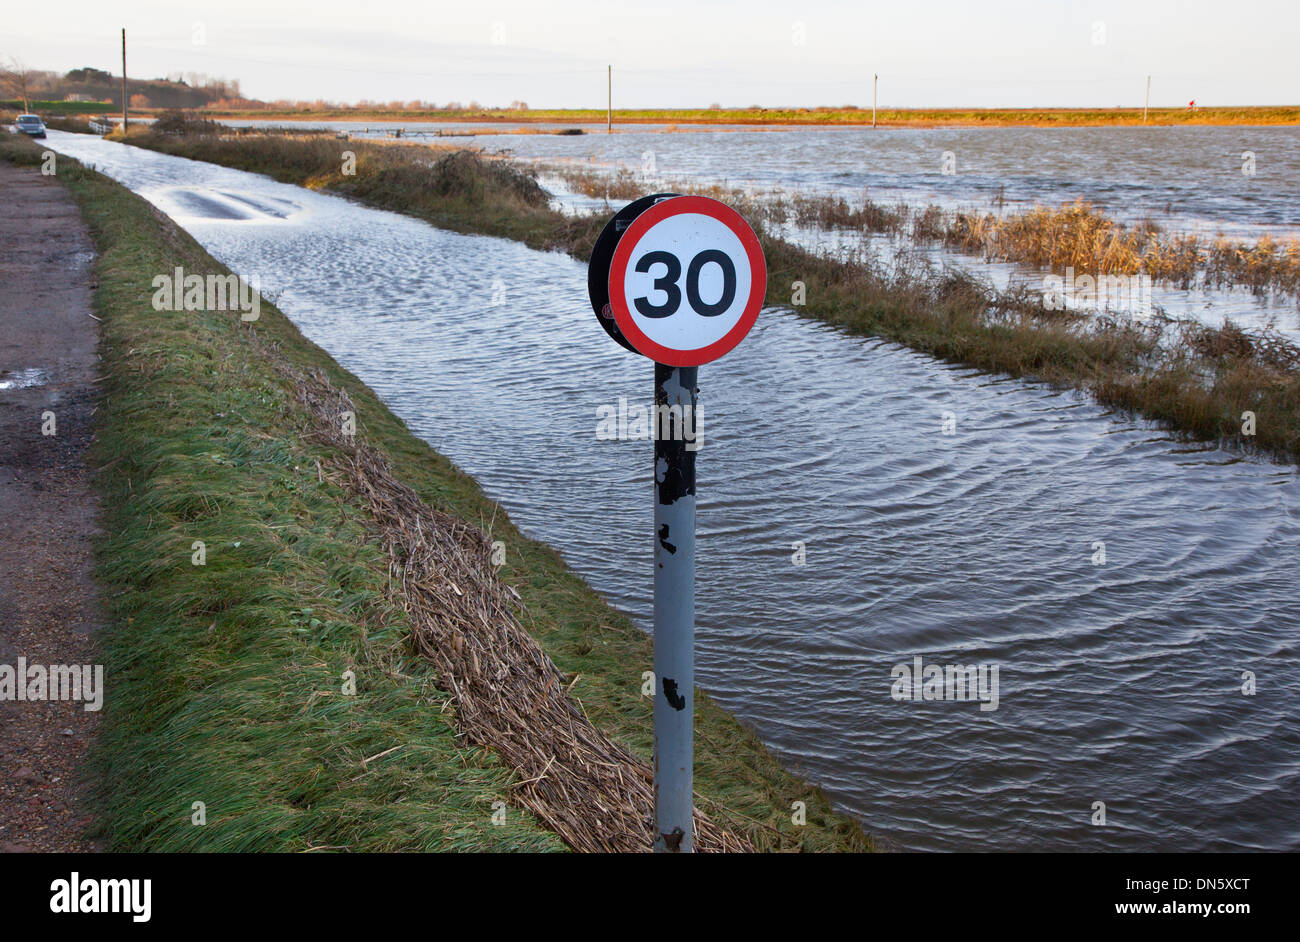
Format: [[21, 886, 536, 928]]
[[1188, 100, 1196, 111]]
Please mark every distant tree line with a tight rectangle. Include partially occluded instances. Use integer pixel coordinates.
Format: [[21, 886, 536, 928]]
[[2, 60, 536, 112], [1, 61, 245, 109]]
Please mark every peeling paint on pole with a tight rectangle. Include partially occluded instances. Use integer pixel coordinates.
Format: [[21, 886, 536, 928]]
[[588, 193, 765, 853], [653, 362, 697, 851]]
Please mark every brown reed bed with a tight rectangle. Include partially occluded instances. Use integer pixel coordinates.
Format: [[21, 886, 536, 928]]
[[538, 158, 1300, 298], [537, 163, 647, 201], [945, 199, 1300, 296]]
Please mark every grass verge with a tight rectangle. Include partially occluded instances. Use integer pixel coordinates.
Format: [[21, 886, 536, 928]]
[[1, 131, 867, 851]]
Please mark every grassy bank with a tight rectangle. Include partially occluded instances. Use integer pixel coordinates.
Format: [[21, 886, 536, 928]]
[[116, 127, 1300, 463], [1, 132, 866, 851], [194, 105, 1300, 127]]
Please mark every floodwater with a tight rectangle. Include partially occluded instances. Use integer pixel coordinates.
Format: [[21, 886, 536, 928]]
[[45, 130, 1300, 851], [230, 120, 1300, 236], [231, 119, 1300, 337]]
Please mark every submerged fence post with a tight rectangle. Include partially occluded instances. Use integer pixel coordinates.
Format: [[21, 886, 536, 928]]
[[653, 362, 697, 852]]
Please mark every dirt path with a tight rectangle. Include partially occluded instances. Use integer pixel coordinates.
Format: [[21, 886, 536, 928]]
[[0, 158, 104, 853]]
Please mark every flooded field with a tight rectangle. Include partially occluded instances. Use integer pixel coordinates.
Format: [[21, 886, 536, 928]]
[[229, 119, 1300, 336], [45, 130, 1300, 851], [229, 120, 1300, 234]]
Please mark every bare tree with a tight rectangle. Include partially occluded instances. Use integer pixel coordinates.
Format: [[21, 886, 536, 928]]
[[2, 56, 37, 111]]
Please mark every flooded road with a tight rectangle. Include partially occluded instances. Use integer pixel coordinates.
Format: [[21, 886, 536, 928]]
[[45, 130, 1300, 851]]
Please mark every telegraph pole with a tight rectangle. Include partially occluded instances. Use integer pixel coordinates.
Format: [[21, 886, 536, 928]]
[[872, 73, 878, 128], [1143, 75, 1150, 124], [607, 65, 612, 134], [121, 29, 128, 131]]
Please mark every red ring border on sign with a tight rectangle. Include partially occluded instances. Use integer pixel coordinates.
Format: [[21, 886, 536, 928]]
[[607, 195, 767, 367]]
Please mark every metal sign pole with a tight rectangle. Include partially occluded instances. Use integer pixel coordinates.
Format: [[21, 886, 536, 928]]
[[653, 361, 697, 853], [589, 193, 763, 852]]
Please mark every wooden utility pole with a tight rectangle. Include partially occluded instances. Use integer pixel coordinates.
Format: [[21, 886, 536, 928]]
[[121, 28, 128, 131], [607, 65, 612, 134], [1143, 75, 1150, 124], [872, 73, 878, 128]]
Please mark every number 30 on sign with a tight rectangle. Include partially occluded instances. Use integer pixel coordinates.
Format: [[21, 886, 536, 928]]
[[595, 195, 767, 367]]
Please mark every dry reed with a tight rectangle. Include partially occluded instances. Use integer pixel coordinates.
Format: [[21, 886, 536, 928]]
[[280, 359, 752, 853]]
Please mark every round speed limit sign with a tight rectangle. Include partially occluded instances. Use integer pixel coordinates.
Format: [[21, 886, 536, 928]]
[[606, 195, 766, 366]]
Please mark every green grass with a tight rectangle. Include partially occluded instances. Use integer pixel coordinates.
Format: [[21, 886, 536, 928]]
[[0, 131, 867, 852], [1, 99, 114, 115]]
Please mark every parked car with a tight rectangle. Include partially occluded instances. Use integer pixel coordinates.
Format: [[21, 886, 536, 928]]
[[14, 114, 47, 138]]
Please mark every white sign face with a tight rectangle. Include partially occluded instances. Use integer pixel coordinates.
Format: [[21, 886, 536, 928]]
[[608, 196, 766, 366]]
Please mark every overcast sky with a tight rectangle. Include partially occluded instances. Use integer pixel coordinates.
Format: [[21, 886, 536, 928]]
[[6, 0, 1297, 108]]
